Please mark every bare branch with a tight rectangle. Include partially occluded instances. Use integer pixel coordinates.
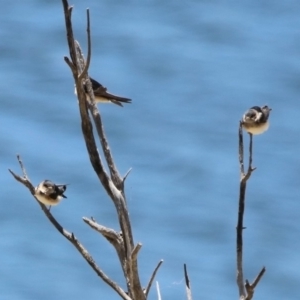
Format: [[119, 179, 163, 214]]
[[184, 264, 192, 300], [250, 266, 266, 289], [10, 155, 130, 300], [83, 217, 121, 242], [71, 26, 135, 272], [89, 103, 123, 188], [17, 154, 29, 179], [123, 168, 132, 183], [72, 24, 142, 299], [145, 260, 163, 298], [131, 243, 142, 260], [62, 0, 77, 71], [74, 43, 127, 200], [237, 122, 247, 297], [68, 18, 135, 267], [237, 122, 264, 299], [62, 0, 110, 201], [82, 217, 127, 270], [78, 8, 91, 80], [156, 281, 162, 300], [64, 56, 75, 72], [74, 41, 126, 191], [127, 242, 145, 299], [244, 267, 266, 300], [69, 234, 131, 300], [239, 121, 245, 175], [61, 1, 144, 298]]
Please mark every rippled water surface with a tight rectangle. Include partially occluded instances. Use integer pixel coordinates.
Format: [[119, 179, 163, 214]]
[[1, 1, 300, 299]]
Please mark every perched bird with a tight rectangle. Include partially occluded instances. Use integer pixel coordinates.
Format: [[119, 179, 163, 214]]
[[241, 105, 272, 135], [74, 77, 132, 107], [34, 180, 67, 206]]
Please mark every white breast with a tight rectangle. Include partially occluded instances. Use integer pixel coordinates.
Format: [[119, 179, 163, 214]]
[[244, 121, 269, 135], [34, 193, 61, 206]]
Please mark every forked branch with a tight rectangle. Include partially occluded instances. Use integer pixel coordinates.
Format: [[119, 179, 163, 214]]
[[9, 155, 131, 300], [61, 1, 157, 299]]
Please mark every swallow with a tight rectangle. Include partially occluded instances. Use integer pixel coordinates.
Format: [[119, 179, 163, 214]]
[[241, 105, 272, 135], [74, 77, 132, 107], [34, 180, 67, 206]]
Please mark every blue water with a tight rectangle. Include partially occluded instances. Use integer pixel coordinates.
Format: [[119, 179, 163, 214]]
[[1, 0, 300, 299]]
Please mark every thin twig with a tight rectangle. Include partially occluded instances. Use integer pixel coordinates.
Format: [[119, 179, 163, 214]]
[[250, 266, 266, 289], [237, 122, 246, 297], [244, 267, 266, 300], [64, 56, 75, 72], [156, 281, 162, 300], [184, 264, 192, 300], [78, 8, 91, 80], [248, 133, 253, 173], [62, 0, 77, 70], [82, 217, 126, 271], [237, 122, 263, 299], [123, 168, 132, 183], [83, 217, 121, 242], [131, 243, 142, 260], [144, 260, 163, 298], [239, 121, 245, 175]]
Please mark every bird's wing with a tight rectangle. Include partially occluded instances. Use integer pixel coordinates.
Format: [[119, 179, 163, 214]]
[[254, 111, 262, 122], [245, 109, 261, 122], [94, 86, 131, 105], [42, 185, 55, 196]]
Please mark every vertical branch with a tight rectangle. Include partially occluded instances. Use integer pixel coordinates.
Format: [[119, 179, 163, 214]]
[[79, 9, 91, 80], [236, 182, 246, 296], [239, 121, 245, 175], [156, 282, 162, 300], [237, 123, 265, 299], [237, 123, 256, 297], [184, 264, 192, 300], [62, 0, 77, 71], [61, 1, 147, 299], [237, 122, 246, 297], [248, 134, 253, 174], [74, 43, 134, 256]]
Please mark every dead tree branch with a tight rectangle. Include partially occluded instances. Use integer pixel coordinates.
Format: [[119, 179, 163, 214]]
[[9, 156, 131, 300], [184, 264, 192, 300], [10, 1, 161, 299], [145, 260, 164, 298], [236, 122, 266, 299], [244, 267, 266, 300], [61, 1, 158, 299]]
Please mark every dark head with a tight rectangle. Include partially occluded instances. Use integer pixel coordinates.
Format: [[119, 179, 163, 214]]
[[261, 105, 272, 121], [43, 180, 67, 199]]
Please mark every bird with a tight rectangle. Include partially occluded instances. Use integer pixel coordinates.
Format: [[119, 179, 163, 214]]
[[74, 77, 132, 107], [241, 105, 272, 135], [34, 180, 67, 206]]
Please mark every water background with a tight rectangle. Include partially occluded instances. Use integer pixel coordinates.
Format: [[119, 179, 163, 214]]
[[1, 1, 300, 299]]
